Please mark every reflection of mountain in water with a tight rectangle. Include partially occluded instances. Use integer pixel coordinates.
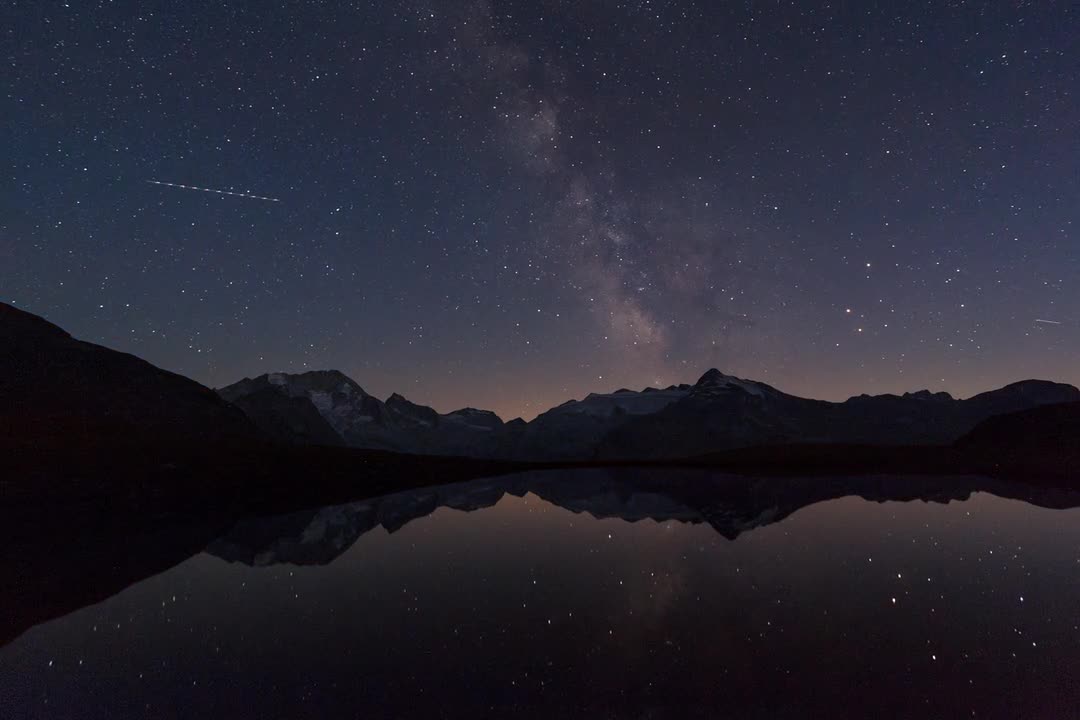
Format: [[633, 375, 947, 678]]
[[208, 470, 1080, 567], [6, 470, 1080, 649], [209, 480, 510, 566]]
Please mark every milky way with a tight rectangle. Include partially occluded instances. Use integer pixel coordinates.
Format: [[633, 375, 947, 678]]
[[3, 1, 1077, 419]]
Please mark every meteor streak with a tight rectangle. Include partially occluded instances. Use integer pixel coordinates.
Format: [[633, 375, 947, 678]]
[[147, 180, 280, 202], [1034, 319, 1062, 325]]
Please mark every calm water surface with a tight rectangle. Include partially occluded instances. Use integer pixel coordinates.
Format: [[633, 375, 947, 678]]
[[3, 470, 1079, 718]]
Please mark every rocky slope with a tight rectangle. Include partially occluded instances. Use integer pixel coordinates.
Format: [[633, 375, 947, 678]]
[[500, 384, 692, 460], [217, 371, 506, 457]]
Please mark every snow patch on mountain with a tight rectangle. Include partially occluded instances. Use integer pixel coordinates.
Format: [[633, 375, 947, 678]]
[[549, 387, 690, 418], [692, 370, 769, 399], [305, 388, 371, 434]]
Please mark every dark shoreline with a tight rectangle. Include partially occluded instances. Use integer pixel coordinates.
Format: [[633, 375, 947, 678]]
[[5, 437, 1075, 514]]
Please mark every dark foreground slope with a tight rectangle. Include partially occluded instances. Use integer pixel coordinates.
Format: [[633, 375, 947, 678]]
[[956, 401, 1080, 478], [0, 302, 258, 459]]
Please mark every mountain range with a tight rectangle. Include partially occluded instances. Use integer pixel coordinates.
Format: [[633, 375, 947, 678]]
[[217, 371, 509, 456], [4, 300, 1080, 483], [217, 365, 1080, 462]]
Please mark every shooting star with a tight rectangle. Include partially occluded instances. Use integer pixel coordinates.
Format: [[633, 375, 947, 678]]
[[1034, 319, 1062, 325], [147, 180, 280, 202]]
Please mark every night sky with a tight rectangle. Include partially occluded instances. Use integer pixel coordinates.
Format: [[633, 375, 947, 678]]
[[4, 1, 1077, 420]]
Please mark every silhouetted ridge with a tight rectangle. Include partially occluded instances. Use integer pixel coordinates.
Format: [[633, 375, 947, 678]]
[[218, 361, 1079, 462], [0, 302, 258, 460], [957, 401, 1080, 476]]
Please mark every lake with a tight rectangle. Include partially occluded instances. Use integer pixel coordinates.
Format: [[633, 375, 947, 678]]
[[2, 469, 1079, 718]]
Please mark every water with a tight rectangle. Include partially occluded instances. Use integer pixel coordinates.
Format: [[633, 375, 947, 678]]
[[3, 470, 1079, 718]]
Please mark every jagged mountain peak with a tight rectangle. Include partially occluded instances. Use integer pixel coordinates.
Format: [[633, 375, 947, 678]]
[[219, 370, 387, 446], [444, 408, 504, 431], [219, 369, 372, 402], [219, 369, 507, 455], [642, 384, 691, 394], [847, 389, 955, 403], [265, 369, 370, 396], [904, 389, 954, 401], [385, 392, 430, 411], [690, 369, 770, 399], [695, 368, 729, 385], [385, 393, 440, 428], [547, 385, 692, 420], [845, 389, 952, 403]]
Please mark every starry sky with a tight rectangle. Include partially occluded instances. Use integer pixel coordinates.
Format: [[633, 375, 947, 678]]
[[4, 1, 1077, 420]]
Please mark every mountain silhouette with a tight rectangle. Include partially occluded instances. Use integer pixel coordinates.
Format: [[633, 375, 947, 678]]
[[958, 401, 1080, 476], [216, 363, 1080, 461], [0, 302, 259, 461], [4, 301, 1080, 500]]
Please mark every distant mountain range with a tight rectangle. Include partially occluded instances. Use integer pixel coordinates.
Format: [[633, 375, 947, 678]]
[[217, 365, 1080, 461], [217, 371, 509, 457], [3, 301, 1079, 482]]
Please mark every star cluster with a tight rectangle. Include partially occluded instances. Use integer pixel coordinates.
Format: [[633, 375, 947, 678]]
[[3, 0, 1076, 418]]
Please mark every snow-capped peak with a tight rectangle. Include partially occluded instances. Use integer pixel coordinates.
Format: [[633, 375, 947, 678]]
[[692, 369, 767, 398]]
